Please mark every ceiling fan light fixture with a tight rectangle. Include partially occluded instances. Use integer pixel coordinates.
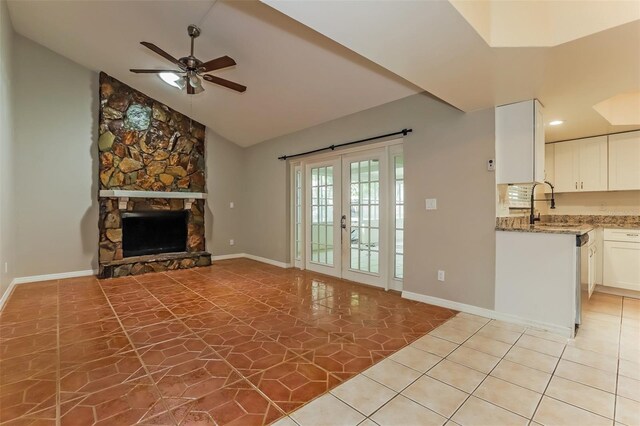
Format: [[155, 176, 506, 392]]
[[192, 84, 205, 94], [159, 72, 183, 89], [189, 73, 202, 89], [134, 26, 245, 94]]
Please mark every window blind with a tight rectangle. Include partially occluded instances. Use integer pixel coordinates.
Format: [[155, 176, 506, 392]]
[[507, 184, 533, 208]]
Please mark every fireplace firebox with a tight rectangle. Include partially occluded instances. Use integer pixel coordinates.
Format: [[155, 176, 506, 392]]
[[122, 211, 188, 257]]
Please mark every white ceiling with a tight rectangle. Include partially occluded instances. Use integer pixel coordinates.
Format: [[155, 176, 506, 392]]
[[6, 0, 420, 147], [450, 0, 640, 47], [264, 0, 640, 142]]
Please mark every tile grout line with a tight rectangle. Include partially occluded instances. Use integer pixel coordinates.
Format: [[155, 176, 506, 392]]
[[528, 342, 565, 423], [179, 265, 455, 422], [612, 297, 624, 423], [133, 272, 289, 421], [441, 318, 529, 423], [96, 279, 181, 426], [529, 297, 629, 423], [362, 316, 499, 423], [164, 267, 389, 419]]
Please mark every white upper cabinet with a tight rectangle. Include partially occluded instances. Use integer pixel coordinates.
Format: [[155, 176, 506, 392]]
[[553, 136, 608, 192], [609, 131, 640, 190], [496, 99, 545, 184]]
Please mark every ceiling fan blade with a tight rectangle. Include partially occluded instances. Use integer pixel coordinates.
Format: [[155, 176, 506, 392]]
[[130, 69, 183, 73], [140, 42, 184, 68], [202, 74, 246, 92], [199, 56, 236, 72]]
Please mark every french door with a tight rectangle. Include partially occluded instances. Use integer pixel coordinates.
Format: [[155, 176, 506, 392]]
[[341, 150, 388, 287], [300, 144, 402, 289], [305, 159, 342, 277]]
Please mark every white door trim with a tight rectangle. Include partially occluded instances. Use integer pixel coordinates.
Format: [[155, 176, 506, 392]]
[[290, 138, 404, 290]]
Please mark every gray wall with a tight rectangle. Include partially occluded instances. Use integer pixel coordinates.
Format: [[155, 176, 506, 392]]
[[6, 35, 248, 280], [5, 33, 497, 310], [0, 0, 15, 297], [242, 93, 496, 309], [13, 35, 99, 277], [205, 129, 246, 256]]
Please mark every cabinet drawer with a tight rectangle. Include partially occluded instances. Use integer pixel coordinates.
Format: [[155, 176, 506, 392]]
[[604, 228, 640, 243]]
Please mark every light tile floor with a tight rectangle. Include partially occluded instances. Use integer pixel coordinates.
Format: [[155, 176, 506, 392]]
[[279, 292, 640, 426]]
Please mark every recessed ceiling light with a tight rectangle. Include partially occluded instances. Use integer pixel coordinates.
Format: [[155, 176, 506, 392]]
[[159, 72, 182, 88], [549, 120, 564, 126]]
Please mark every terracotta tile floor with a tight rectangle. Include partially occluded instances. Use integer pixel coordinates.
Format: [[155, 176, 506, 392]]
[[0, 259, 455, 425]]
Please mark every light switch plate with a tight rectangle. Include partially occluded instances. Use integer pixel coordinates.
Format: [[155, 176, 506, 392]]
[[426, 199, 437, 210], [230, 202, 234, 209]]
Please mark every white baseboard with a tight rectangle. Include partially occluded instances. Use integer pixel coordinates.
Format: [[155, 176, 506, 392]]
[[243, 254, 291, 269], [594, 285, 640, 299], [12, 269, 98, 285], [0, 269, 97, 311], [211, 253, 291, 269], [402, 291, 573, 338], [0, 279, 18, 311], [211, 253, 246, 261]]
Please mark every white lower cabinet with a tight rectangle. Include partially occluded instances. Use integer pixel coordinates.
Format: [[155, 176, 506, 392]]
[[594, 228, 603, 286], [603, 228, 640, 291], [581, 231, 597, 298]]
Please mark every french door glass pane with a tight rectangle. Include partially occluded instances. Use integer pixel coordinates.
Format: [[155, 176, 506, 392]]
[[294, 169, 302, 260], [349, 159, 380, 274], [394, 156, 404, 279], [310, 166, 334, 266]]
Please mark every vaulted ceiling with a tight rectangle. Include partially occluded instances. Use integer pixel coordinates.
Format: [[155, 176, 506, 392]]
[[7, 0, 640, 145], [6, 0, 421, 147], [265, 0, 640, 142]]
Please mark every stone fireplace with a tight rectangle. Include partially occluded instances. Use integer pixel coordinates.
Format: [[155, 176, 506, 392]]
[[97, 73, 211, 278]]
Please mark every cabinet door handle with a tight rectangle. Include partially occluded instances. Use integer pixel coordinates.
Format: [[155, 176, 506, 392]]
[[575, 182, 578, 189], [627, 233, 639, 237], [581, 182, 583, 189]]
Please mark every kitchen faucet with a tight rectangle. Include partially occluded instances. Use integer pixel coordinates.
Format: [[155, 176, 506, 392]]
[[530, 181, 556, 224]]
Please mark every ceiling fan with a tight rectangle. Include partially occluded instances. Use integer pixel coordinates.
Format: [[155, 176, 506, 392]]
[[130, 24, 246, 94]]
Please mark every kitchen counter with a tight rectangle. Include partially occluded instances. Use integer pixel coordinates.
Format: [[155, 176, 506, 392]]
[[495, 229, 579, 337], [496, 214, 640, 235], [495, 223, 594, 235]]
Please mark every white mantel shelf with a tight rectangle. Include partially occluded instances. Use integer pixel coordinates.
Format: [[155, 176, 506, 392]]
[[99, 190, 207, 210], [99, 190, 207, 199]]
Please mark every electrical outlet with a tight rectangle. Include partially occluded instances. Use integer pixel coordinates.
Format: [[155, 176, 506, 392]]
[[437, 270, 445, 282], [3, 262, 7, 274], [229, 239, 235, 246], [425, 199, 437, 210]]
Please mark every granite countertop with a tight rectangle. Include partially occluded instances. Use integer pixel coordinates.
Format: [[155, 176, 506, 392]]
[[496, 215, 640, 235], [495, 223, 594, 235]]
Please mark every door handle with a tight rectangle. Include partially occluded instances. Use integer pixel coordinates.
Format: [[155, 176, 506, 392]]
[[341, 215, 346, 229]]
